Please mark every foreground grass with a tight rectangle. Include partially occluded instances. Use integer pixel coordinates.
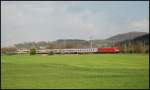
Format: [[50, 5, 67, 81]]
[[1, 54, 149, 89]]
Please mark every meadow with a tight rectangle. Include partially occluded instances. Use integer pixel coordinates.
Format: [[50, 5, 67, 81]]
[[1, 54, 149, 89]]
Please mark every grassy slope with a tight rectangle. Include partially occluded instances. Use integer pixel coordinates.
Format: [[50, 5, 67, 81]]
[[1, 54, 149, 89]]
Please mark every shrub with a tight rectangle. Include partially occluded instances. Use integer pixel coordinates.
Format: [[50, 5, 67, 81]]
[[48, 51, 54, 55], [30, 48, 36, 55]]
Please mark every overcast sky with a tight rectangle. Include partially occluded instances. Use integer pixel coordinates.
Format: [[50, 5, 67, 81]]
[[1, 1, 149, 47]]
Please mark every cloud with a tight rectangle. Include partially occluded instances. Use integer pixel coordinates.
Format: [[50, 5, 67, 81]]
[[128, 19, 149, 31], [1, 1, 149, 47], [1, 4, 100, 46]]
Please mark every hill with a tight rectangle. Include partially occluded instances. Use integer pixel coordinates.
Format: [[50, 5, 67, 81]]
[[92, 32, 148, 47], [106, 32, 148, 42], [116, 33, 149, 53], [118, 33, 149, 45], [132, 33, 149, 44]]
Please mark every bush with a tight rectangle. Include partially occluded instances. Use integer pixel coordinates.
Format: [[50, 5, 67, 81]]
[[48, 51, 54, 55], [30, 48, 36, 55]]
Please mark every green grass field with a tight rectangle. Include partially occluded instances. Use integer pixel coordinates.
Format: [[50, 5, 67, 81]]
[[1, 54, 149, 89]]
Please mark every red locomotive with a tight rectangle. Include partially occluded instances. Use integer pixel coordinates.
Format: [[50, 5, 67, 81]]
[[97, 47, 119, 53]]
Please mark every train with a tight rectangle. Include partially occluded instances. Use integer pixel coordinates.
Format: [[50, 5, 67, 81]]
[[36, 47, 119, 54]]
